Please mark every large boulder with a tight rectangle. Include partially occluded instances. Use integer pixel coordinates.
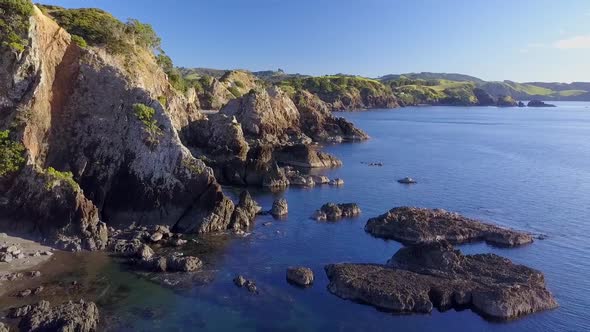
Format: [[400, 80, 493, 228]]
[[229, 191, 262, 230], [286, 267, 314, 286], [365, 207, 533, 247], [271, 198, 288, 217], [325, 242, 558, 320], [17, 300, 99, 332]]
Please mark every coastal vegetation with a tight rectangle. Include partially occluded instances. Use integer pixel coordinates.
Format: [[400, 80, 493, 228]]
[[133, 103, 162, 141], [279, 75, 390, 100], [0, 130, 26, 177], [39, 5, 160, 54], [45, 167, 79, 191], [0, 0, 34, 52]]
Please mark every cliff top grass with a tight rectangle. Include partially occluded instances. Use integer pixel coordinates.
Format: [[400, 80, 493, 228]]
[[0, 0, 34, 52], [0, 130, 26, 177]]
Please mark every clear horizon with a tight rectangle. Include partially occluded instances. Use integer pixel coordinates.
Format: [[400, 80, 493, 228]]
[[37, 0, 590, 83]]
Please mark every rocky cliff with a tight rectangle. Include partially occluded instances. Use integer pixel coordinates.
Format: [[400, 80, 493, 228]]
[[0, 4, 246, 248], [183, 86, 366, 186]]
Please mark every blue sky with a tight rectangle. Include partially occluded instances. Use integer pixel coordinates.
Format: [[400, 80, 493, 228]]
[[37, 0, 590, 82]]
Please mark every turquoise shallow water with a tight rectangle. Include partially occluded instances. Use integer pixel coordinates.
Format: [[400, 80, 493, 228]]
[[45, 103, 590, 331]]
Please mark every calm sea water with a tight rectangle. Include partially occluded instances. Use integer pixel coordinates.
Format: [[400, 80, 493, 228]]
[[29, 103, 590, 331]]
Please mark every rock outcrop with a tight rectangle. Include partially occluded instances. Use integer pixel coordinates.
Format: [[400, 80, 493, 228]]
[[312, 203, 361, 221], [0, 6, 241, 244], [325, 242, 557, 320], [474, 88, 496, 106], [13, 300, 99, 332], [365, 207, 533, 247], [292, 90, 368, 142], [229, 191, 262, 230], [196, 70, 261, 110], [220, 86, 301, 142], [286, 267, 314, 286], [183, 86, 365, 187], [271, 198, 288, 217], [497, 95, 518, 107]]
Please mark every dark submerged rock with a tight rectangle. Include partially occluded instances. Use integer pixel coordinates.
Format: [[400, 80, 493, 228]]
[[325, 242, 558, 320], [397, 177, 417, 184], [365, 207, 533, 247], [527, 100, 556, 107], [233, 275, 257, 293]]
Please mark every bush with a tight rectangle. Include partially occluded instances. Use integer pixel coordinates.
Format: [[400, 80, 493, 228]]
[[70, 34, 87, 48], [157, 96, 167, 108], [133, 103, 162, 144], [39, 5, 161, 55], [125, 19, 160, 50], [45, 167, 79, 190], [228, 86, 241, 98], [0, 0, 34, 52], [0, 130, 26, 177], [39, 6, 127, 52]]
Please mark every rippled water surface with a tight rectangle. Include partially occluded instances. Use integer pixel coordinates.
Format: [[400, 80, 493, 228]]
[[23, 103, 590, 331]]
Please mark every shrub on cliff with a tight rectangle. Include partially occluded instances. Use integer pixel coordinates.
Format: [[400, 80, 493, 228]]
[[70, 34, 87, 48], [133, 103, 162, 146], [0, 130, 26, 177], [39, 5, 160, 54], [0, 0, 34, 52], [45, 167, 79, 191]]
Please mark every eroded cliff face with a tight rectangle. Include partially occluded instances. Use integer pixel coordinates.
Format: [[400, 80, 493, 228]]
[[0, 7, 238, 247]]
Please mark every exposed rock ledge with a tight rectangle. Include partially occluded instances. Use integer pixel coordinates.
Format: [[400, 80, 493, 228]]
[[325, 242, 557, 320], [365, 207, 533, 247]]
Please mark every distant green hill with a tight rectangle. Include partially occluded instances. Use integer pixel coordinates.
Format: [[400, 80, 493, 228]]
[[251, 69, 309, 83], [380, 72, 485, 84], [178, 67, 228, 80], [380, 73, 590, 103], [178, 68, 590, 109]]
